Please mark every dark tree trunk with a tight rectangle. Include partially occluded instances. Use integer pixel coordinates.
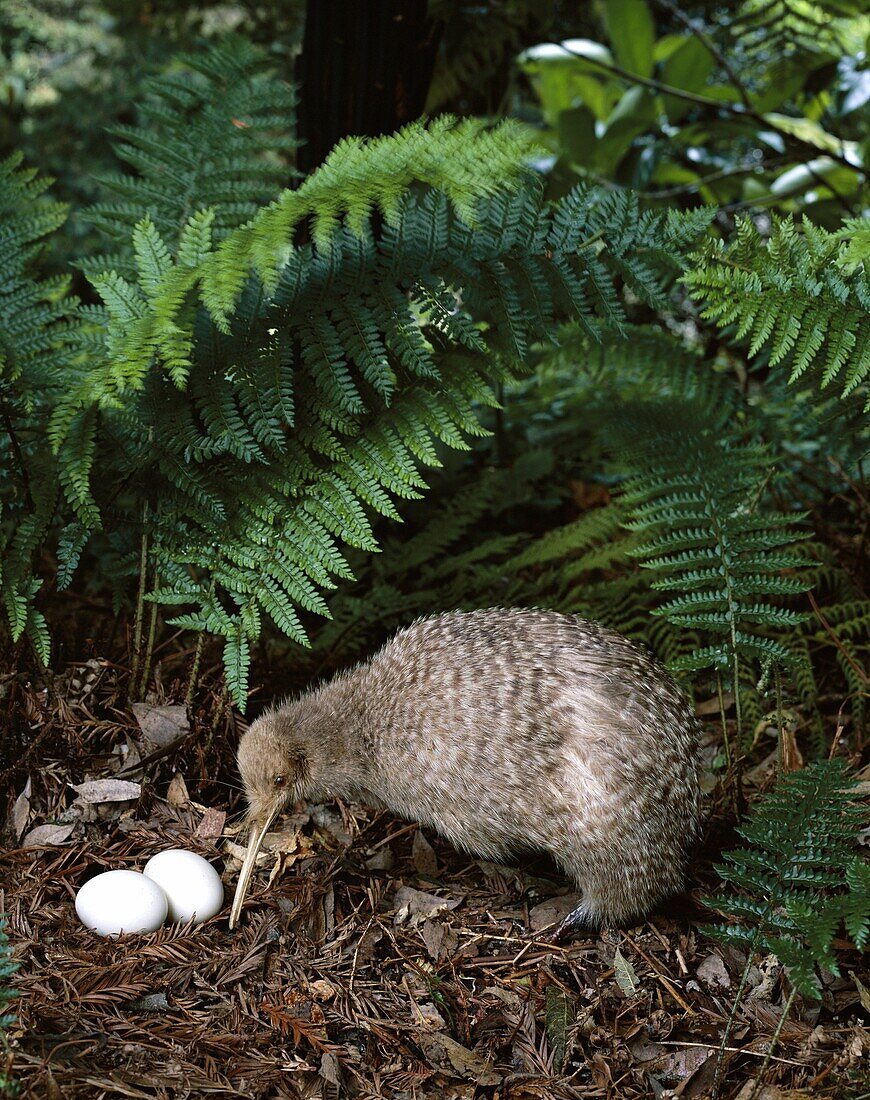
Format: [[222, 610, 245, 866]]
[[295, 0, 441, 176]]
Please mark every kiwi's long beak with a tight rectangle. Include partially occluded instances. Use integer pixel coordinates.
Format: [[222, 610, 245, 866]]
[[228, 811, 279, 929]]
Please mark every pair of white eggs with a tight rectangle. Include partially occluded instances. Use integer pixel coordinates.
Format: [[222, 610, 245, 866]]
[[75, 849, 224, 937]]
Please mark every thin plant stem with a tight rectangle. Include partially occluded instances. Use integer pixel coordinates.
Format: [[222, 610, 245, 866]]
[[775, 663, 784, 773], [494, 382, 505, 467], [129, 503, 149, 693], [185, 578, 215, 707], [732, 650, 744, 807], [186, 630, 206, 708], [205, 688, 229, 758], [0, 396, 32, 510], [555, 42, 860, 175], [711, 951, 756, 1100], [716, 671, 732, 770], [137, 586, 159, 701], [747, 987, 798, 1100], [652, 0, 753, 109]]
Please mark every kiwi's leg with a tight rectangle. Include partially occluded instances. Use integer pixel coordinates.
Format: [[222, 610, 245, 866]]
[[543, 846, 632, 939], [549, 899, 598, 942]]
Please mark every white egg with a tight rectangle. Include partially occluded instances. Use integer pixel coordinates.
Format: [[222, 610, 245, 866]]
[[75, 869, 168, 937], [143, 849, 224, 925]]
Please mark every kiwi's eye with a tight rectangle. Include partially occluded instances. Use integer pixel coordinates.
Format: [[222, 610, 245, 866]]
[[273, 775, 287, 789]]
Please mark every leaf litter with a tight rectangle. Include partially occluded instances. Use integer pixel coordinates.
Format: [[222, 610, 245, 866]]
[[0, 664, 868, 1099]]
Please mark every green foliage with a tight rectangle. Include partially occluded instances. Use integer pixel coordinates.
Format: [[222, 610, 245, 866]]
[[83, 34, 298, 275], [519, 0, 867, 220], [0, 22, 865, 759], [0, 918, 19, 1096], [426, 0, 557, 112], [50, 83, 710, 706], [685, 216, 870, 407], [786, 546, 870, 747], [725, 0, 867, 61], [231, 117, 537, 308], [296, 450, 633, 672], [703, 759, 869, 998], [0, 153, 80, 663], [607, 399, 811, 678]]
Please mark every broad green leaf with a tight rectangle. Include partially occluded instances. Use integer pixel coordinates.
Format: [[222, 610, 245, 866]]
[[520, 40, 619, 121], [595, 87, 657, 173], [764, 113, 859, 158], [661, 36, 713, 120], [661, 36, 713, 92], [558, 106, 597, 166], [652, 33, 687, 63], [770, 158, 854, 199], [750, 66, 808, 113], [601, 0, 655, 78]]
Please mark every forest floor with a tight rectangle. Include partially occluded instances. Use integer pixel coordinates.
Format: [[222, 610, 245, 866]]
[[1, 654, 868, 1100]]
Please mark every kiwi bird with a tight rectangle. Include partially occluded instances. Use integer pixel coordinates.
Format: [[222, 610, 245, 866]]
[[229, 608, 703, 933]]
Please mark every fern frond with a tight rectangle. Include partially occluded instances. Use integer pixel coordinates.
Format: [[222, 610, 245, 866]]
[[0, 154, 81, 662], [82, 35, 297, 272], [684, 216, 870, 407], [724, 0, 863, 61], [604, 398, 811, 690], [63, 102, 710, 705], [703, 759, 868, 998]]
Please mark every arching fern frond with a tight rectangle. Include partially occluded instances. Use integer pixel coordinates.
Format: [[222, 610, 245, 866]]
[[703, 758, 869, 998], [684, 216, 870, 407], [0, 153, 80, 663], [55, 143, 711, 704], [607, 399, 812, 681], [723, 0, 864, 61], [83, 34, 297, 274], [201, 115, 544, 326]]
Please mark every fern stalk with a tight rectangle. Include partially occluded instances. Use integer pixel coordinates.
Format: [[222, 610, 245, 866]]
[[747, 987, 798, 1100], [185, 628, 206, 707], [129, 506, 149, 694], [711, 955, 756, 1100], [138, 580, 159, 701]]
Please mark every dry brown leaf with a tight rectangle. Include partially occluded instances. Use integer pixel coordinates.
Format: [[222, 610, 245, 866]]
[[319, 1051, 341, 1086], [195, 807, 226, 839], [412, 1002, 447, 1031], [528, 893, 581, 932], [394, 885, 461, 925], [365, 847, 394, 871], [308, 979, 338, 1003], [656, 1046, 711, 1082], [735, 1082, 810, 1100], [780, 725, 804, 774], [8, 777, 31, 841], [166, 772, 189, 808], [131, 703, 189, 751], [418, 1032, 502, 1085], [696, 692, 733, 716], [697, 952, 731, 990], [851, 971, 870, 1014], [71, 779, 141, 804], [412, 828, 438, 875], [267, 830, 315, 888], [614, 947, 641, 996], [628, 1035, 665, 1062], [420, 919, 446, 961], [22, 823, 75, 847]]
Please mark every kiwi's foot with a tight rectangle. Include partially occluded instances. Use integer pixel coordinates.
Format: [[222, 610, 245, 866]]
[[547, 902, 597, 943]]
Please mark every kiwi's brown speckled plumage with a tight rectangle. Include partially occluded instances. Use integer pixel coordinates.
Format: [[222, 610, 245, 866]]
[[236, 608, 703, 928]]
